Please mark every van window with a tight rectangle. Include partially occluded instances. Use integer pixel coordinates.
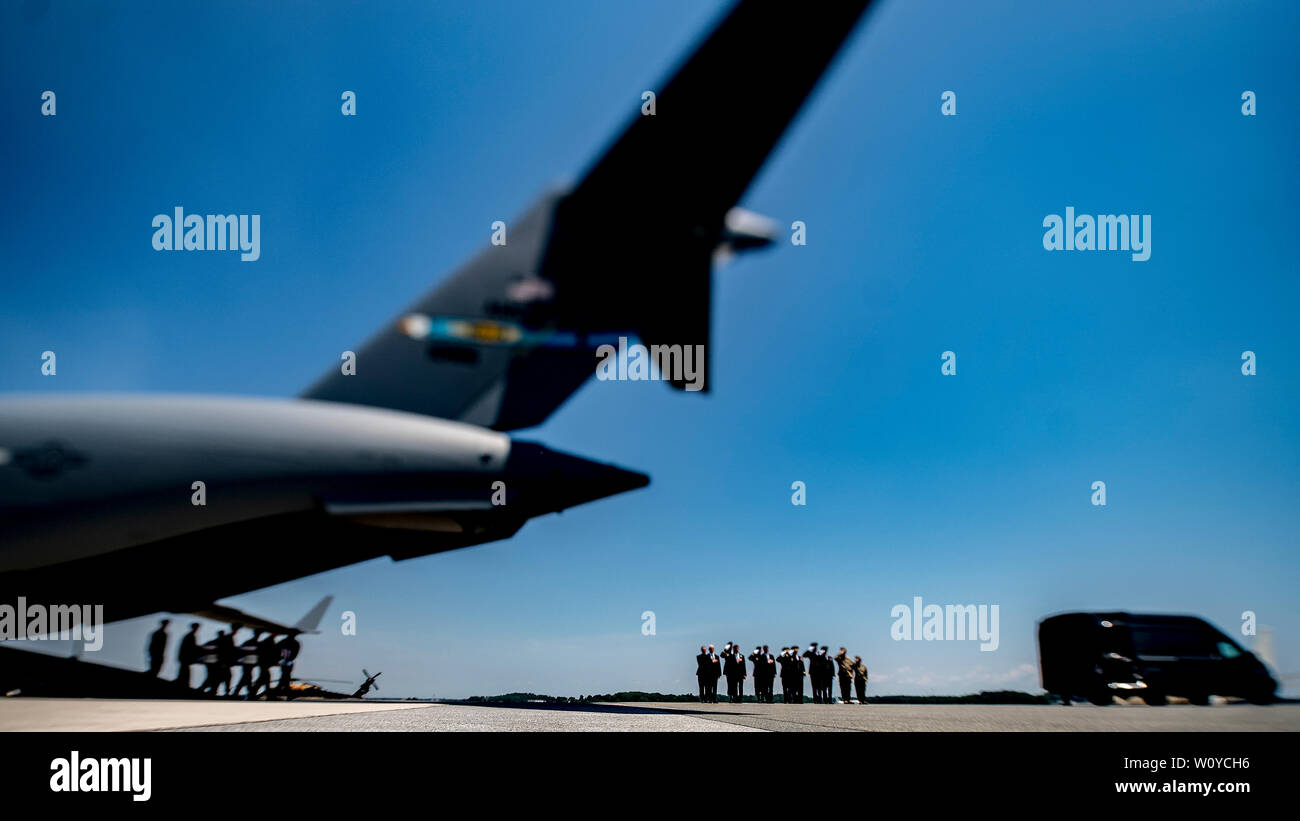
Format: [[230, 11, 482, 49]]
[[1216, 641, 1242, 659], [1130, 626, 1214, 657]]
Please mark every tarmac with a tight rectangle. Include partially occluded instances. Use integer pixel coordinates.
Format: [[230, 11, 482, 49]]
[[0, 698, 427, 732], [3, 698, 1298, 732]]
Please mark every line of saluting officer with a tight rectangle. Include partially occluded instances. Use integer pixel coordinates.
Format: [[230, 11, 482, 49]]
[[695, 642, 869, 704]]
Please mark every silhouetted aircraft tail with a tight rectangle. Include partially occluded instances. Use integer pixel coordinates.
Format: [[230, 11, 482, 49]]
[[188, 594, 333, 636], [302, 0, 873, 427], [293, 595, 334, 634]]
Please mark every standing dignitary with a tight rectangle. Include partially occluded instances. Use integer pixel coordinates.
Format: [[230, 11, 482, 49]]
[[696, 645, 711, 703], [724, 647, 747, 703]]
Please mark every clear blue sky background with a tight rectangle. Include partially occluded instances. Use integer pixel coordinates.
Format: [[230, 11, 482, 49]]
[[3, 0, 1297, 698]]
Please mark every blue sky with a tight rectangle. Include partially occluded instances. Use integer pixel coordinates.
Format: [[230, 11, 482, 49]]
[[2, 0, 1297, 698]]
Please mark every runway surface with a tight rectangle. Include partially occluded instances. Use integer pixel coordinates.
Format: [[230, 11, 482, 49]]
[[0, 698, 427, 732], [4, 698, 1297, 731]]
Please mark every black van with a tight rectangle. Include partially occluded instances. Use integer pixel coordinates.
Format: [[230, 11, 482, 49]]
[[1038, 612, 1276, 705]]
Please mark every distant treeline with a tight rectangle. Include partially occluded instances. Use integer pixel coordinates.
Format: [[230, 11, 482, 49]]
[[462, 690, 1048, 705]]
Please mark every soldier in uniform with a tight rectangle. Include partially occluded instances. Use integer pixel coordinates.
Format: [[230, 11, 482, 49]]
[[200, 629, 233, 696], [818, 645, 833, 703], [275, 629, 301, 693], [253, 631, 280, 698], [806, 644, 816, 701], [776, 648, 792, 703], [791, 645, 807, 704], [232, 630, 263, 699], [759, 644, 769, 701], [853, 656, 869, 704], [146, 619, 169, 678], [175, 622, 201, 688], [802, 643, 821, 702], [835, 647, 854, 703], [750, 645, 775, 703]]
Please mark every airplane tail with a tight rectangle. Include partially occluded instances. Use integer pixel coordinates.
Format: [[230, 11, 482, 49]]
[[293, 595, 334, 634], [302, 0, 872, 428]]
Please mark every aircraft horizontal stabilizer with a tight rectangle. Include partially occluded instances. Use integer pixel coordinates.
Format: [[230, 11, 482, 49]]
[[189, 595, 333, 636]]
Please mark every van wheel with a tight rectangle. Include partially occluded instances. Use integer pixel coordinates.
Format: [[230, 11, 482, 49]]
[[1141, 692, 1167, 706], [1055, 694, 1072, 706], [1088, 691, 1113, 706]]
